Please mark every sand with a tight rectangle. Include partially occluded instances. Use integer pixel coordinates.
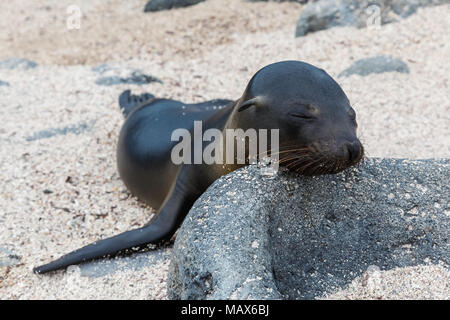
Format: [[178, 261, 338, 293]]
[[0, 0, 449, 299]]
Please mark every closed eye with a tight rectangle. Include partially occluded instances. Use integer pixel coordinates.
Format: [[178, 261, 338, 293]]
[[289, 112, 316, 120], [348, 108, 356, 120]]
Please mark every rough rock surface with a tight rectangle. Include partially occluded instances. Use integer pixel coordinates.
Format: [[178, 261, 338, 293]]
[[168, 158, 449, 299], [144, 0, 206, 12], [338, 55, 410, 77], [295, 0, 450, 37]]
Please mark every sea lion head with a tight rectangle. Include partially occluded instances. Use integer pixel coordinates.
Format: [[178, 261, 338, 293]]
[[234, 60, 364, 175]]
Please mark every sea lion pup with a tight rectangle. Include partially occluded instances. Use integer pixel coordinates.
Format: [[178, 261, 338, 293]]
[[34, 60, 363, 274]]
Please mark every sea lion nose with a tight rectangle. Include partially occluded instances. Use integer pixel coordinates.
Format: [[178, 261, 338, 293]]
[[342, 140, 362, 163]]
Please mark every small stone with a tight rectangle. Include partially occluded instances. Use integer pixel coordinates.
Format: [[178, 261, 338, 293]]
[[0, 247, 22, 267], [95, 71, 162, 86], [338, 55, 410, 77], [144, 0, 205, 12], [0, 58, 38, 70], [25, 122, 92, 141]]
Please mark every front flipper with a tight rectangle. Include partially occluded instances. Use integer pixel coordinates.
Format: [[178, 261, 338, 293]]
[[34, 176, 198, 274]]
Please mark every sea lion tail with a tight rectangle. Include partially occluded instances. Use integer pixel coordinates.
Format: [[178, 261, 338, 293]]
[[119, 90, 155, 117], [33, 223, 167, 274]]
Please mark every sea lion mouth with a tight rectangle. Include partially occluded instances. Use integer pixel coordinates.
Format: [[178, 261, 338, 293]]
[[275, 142, 365, 175]]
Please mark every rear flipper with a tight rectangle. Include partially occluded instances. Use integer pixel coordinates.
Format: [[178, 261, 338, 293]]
[[33, 175, 197, 274], [33, 223, 170, 274], [119, 90, 155, 117]]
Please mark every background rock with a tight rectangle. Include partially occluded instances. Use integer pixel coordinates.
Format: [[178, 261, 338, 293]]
[[338, 55, 410, 77], [95, 70, 162, 86], [168, 158, 449, 299], [295, 0, 450, 37], [25, 121, 94, 141], [144, 0, 206, 12], [0, 58, 37, 70]]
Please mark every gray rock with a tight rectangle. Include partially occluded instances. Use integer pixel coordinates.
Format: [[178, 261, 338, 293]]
[[168, 158, 449, 299], [144, 0, 205, 12], [95, 71, 162, 86], [0, 58, 38, 70], [25, 121, 93, 141], [0, 247, 22, 267], [0, 80, 10, 86], [338, 55, 410, 77], [80, 248, 171, 278], [295, 0, 450, 37], [391, 0, 450, 17]]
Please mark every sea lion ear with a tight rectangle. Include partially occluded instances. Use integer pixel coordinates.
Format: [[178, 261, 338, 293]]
[[237, 97, 263, 112]]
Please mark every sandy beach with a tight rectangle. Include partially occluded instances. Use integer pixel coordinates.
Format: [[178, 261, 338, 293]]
[[0, 0, 449, 299]]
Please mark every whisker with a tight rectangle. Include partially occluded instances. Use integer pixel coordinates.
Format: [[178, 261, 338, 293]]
[[279, 153, 311, 165], [293, 155, 326, 173], [286, 157, 308, 169], [256, 146, 311, 159]]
